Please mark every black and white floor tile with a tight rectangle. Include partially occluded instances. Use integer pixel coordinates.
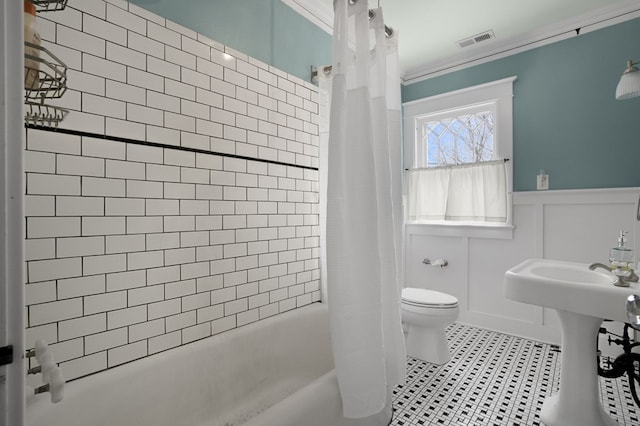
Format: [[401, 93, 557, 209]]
[[391, 323, 639, 425]]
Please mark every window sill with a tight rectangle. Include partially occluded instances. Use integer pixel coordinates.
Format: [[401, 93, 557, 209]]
[[405, 222, 514, 240]]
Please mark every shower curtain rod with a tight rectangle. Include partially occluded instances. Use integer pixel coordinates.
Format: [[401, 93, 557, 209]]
[[311, 7, 393, 82], [311, 65, 332, 82], [404, 158, 510, 171], [371, 9, 394, 38], [336, 0, 393, 36]]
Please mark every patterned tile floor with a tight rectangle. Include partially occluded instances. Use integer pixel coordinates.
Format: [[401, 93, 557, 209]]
[[391, 323, 640, 425]]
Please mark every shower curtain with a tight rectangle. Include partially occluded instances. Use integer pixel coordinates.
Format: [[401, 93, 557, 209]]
[[325, 0, 406, 421]]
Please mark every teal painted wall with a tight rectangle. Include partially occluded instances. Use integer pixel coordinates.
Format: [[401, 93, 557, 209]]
[[272, 2, 332, 83], [129, 0, 332, 83], [403, 18, 640, 191], [129, 1, 639, 190]]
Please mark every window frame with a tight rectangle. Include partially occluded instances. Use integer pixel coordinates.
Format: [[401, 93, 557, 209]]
[[402, 76, 516, 239]]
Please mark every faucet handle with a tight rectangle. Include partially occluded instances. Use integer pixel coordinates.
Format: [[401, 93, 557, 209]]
[[614, 276, 631, 287]]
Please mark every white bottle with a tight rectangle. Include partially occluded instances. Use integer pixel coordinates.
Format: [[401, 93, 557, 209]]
[[24, 0, 40, 90]]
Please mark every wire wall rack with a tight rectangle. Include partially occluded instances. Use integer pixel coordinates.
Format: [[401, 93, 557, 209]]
[[31, 0, 68, 12], [24, 42, 69, 127], [24, 0, 70, 127]]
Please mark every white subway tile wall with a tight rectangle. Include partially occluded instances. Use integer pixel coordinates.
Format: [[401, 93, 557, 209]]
[[25, 0, 321, 382]]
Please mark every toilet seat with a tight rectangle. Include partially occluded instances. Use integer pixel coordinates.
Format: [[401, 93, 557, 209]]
[[402, 288, 458, 309]]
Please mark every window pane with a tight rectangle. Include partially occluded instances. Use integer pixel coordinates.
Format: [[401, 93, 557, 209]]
[[423, 111, 494, 166]]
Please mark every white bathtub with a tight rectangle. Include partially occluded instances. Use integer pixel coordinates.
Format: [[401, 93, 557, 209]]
[[26, 302, 392, 426]]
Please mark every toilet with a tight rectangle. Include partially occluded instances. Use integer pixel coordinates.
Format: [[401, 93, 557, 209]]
[[401, 287, 459, 365]]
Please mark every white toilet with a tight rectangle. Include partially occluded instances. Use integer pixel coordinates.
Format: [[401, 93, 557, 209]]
[[401, 287, 459, 365]]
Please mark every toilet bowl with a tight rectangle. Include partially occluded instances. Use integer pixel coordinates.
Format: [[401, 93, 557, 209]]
[[401, 287, 459, 365]]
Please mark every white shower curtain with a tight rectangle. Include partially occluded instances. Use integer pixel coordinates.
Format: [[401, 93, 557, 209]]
[[318, 69, 331, 308], [325, 0, 406, 421]]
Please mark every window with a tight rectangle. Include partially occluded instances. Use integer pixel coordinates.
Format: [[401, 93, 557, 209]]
[[416, 103, 496, 168], [403, 77, 515, 238]]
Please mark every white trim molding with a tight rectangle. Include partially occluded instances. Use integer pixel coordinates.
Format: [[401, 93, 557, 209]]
[[281, 0, 334, 35], [1, 0, 26, 425]]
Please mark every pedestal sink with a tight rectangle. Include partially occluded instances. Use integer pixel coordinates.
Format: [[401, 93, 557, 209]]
[[504, 258, 640, 426]]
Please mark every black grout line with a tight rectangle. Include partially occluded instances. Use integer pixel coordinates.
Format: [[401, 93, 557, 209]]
[[25, 124, 319, 172]]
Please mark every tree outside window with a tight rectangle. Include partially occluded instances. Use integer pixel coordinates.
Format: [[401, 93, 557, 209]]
[[423, 110, 494, 167]]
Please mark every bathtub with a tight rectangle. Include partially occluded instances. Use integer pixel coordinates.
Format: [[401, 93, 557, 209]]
[[26, 302, 392, 426]]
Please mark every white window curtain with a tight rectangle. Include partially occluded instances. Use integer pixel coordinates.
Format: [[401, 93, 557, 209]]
[[324, 0, 406, 422], [406, 160, 508, 223]]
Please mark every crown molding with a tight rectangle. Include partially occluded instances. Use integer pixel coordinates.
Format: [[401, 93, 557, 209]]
[[281, 0, 334, 35], [402, 0, 640, 85], [282, 0, 640, 86]]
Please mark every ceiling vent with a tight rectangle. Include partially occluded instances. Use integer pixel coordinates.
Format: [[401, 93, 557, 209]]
[[457, 30, 496, 48]]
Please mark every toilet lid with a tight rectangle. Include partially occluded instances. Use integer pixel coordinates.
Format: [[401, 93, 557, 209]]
[[401, 287, 458, 308]]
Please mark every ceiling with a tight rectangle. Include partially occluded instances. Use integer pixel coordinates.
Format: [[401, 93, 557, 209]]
[[290, 0, 640, 83]]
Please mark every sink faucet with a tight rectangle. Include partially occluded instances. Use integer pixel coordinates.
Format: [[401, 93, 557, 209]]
[[588, 262, 612, 272], [589, 262, 639, 287]]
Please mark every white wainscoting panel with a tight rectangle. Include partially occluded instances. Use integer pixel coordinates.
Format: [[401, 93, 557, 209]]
[[405, 187, 640, 345]]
